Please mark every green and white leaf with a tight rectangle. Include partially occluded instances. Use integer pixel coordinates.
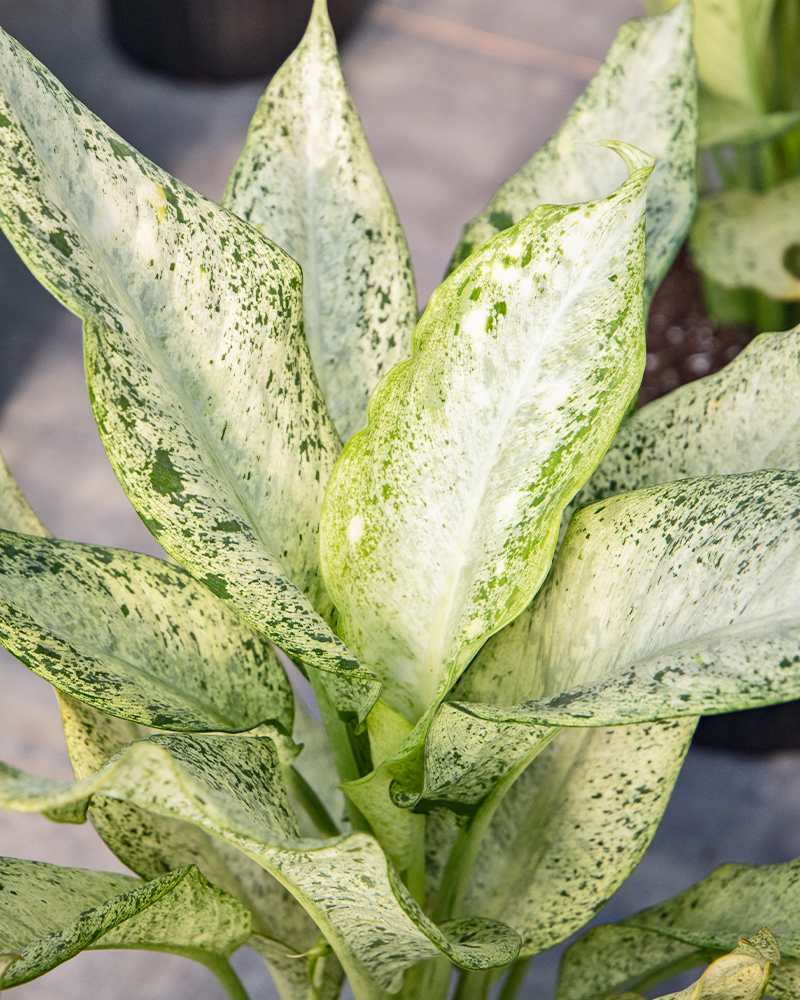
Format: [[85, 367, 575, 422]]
[[0, 733, 520, 996], [58, 694, 334, 1000], [0, 859, 251, 991], [223, 0, 417, 444], [697, 89, 800, 147], [449, 2, 696, 306], [558, 858, 800, 999], [572, 328, 800, 513], [0, 449, 48, 537], [452, 469, 800, 728], [0, 529, 293, 733], [0, 26, 380, 713], [690, 181, 800, 300], [460, 719, 695, 957], [424, 469, 800, 809], [642, 0, 774, 111], [321, 145, 651, 724]]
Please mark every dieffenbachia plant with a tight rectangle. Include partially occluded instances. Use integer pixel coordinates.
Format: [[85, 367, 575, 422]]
[[0, 2, 798, 999], [643, 0, 800, 334]]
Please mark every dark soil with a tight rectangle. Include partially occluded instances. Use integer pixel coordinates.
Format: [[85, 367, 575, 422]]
[[642, 245, 754, 407], [644, 248, 800, 752]]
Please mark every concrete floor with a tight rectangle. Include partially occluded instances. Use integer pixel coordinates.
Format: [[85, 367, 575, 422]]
[[1, 1, 799, 998]]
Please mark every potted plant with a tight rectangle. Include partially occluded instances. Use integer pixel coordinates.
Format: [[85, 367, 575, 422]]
[[0, 2, 799, 999]]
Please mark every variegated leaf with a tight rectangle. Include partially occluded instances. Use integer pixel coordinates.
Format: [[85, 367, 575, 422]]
[[0, 25, 379, 715], [449, 2, 696, 306], [0, 860, 251, 991], [690, 182, 800, 300], [0, 530, 293, 733], [642, 0, 774, 111], [460, 719, 695, 957], [57, 694, 333, 1000], [697, 89, 800, 147], [434, 471, 800, 805], [559, 859, 800, 999], [320, 145, 651, 724], [223, 0, 417, 444], [0, 734, 520, 996], [572, 328, 800, 513]]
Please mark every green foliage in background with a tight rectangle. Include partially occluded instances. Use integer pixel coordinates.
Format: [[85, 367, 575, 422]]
[[644, 0, 800, 333], [0, 2, 798, 999]]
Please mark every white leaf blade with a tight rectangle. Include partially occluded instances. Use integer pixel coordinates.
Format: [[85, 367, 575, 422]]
[[321, 146, 651, 723], [0, 860, 251, 990], [0, 449, 49, 537], [456, 470, 800, 734], [449, 3, 696, 305], [223, 0, 417, 444], [462, 719, 695, 957]]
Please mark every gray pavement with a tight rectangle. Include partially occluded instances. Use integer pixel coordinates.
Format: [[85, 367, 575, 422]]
[[1, 1, 799, 998]]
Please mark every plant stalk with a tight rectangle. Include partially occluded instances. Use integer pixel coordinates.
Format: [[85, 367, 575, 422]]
[[308, 667, 373, 832], [497, 958, 531, 1000]]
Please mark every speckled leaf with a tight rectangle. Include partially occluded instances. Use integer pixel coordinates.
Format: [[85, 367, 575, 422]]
[[341, 699, 424, 871], [0, 27, 379, 711], [697, 89, 800, 147], [559, 859, 800, 999], [0, 450, 49, 538], [321, 145, 651, 724], [642, 0, 774, 110], [417, 468, 800, 811], [0, 734, 520, 995], [223, 0, 417, 444], [460, 719, 695, 957], [390, 705, 556, 811], [0, 859, 251, 991], [571, 328, 800, 514], [690, 182, 800, 300], [448, 470, 800, 733], [448, 3, 696, 306], [57, 694, 341, 1000], [0, 529, 293, 733]]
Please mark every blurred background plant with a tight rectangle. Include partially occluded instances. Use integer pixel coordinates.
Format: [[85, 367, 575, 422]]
[[644, 0, 800, 336]]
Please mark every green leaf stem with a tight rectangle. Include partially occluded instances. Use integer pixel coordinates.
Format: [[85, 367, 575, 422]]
[[223, 0, 417, 444], [449, 2, 696, 306]]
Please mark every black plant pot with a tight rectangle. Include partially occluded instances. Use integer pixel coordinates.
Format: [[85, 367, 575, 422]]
[[107, 0, 371, 80], [693, 700, 800, 753]]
